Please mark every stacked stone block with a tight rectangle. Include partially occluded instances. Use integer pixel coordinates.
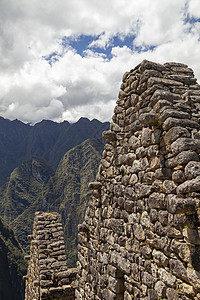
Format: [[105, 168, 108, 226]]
[[25, 212, 77, 300], [76, 60, 200, 299]]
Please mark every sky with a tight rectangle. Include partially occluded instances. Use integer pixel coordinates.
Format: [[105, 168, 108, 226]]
[[0, 0, 200, 124]]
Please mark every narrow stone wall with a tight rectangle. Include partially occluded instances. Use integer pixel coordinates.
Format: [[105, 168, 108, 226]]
[[24, 212, 77, 300], [76, 60, 200, 300]]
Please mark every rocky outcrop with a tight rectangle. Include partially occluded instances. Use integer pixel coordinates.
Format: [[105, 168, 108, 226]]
[[24, 212, 77, 300], [76, 60, 200, 299]]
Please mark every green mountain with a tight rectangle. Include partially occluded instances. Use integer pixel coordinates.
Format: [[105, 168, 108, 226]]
[[0, 216, 26, 300], [41, 137, 104, 266], [0, 138, 104, 266], [0, 157, 54, 252], [0, 116, 109, 297], [0, 117, 109, 185]]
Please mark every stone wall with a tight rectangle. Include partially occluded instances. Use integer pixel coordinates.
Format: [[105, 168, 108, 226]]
[[76, 60, 200, 300], [24, 212, 77, 300]]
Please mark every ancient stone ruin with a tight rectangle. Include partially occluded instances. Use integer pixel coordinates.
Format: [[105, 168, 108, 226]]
[[76, 60, 200, 299], [25, 60, 200, 299], [24, 212, 77, 299]]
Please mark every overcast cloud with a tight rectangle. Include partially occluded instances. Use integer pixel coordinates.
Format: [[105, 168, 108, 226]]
[[0, 0, 200, 123]]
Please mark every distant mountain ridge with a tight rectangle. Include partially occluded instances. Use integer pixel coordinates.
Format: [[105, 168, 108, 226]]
[[0, 116, 109, 185]]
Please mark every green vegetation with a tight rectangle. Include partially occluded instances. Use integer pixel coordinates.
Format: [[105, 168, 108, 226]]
[[41, 138, 104, 266], [0, 216, 26, 300], [0, 156, 54, 252], [0, 137, 104, 267], [0, 117, 108, 297]]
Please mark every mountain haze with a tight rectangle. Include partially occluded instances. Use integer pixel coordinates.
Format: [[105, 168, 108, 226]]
[[0, 116, 109, 185]]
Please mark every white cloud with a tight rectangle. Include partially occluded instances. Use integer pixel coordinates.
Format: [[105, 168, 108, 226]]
[[187, 0, 200, 18], [0, 0, 200, 124]]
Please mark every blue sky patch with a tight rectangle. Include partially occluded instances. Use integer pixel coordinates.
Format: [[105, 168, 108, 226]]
[[184, 14, 200, 24], [62, 33, 137, 59], [183, 1, 200, 25], [42, 52, 60, 66], [43, 33, 156, 65]]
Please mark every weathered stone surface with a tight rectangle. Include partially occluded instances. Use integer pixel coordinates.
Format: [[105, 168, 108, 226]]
[[108, 276, 125, 294], [110, 122, 121, 132], [167, 195, 196, 214], [140, 211, 150, 228], [155, 168, 172, 180], [148, 77, 183, 88], [170, 240, 190, 262], [147, 289, 158, 300], [183, 228, 200, 245], [185, 161, 200, 179], [164, 126, 190, 144], [152, 250, 168, 267], [158, 268, 176, 287], [140, 60, 166, 72], [179, 283, 195, 298], [166, 288, 179, 300], [102, 130, 117, 141], [171, 137, 200, 155], [129, 136, 140, 150], [169, 259, 188, 281], [126, 153, 136, 165], [25, 212, 76, 300], [163, 117, 199, 131], [102, 288, 117, 300], [166, 74, 197, 85], [153, 99, 172, 113], [187, 268, 200, 290], [140, 69, 162, 84], [141, 128, 152, 146], [108, 265, 124, 279], [163, 180, 177, 193], [154, 280, 166, 297], [118, 90, 128, 99], [135, 183, 152, 198], [109, 219, 124, 235], [177, 176, 200, 194], [129, 174, 138, 185], [160, 109, 190, 122], [166, 226, 182, 238], [141, 272, 154, 288], [164, 62, 188, 68], [166, 150, 200, 168], [151, 129, 161, 144], [148, 193, 165, 209], [151, 89, 179, 103], [133, 224, 145, 241], [172, 170, 185, 183], [139, 113, 157, 125]]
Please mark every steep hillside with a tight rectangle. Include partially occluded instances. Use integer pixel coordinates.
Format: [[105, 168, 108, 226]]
[[0, 157, 54, 251], [0, 138, 104, 264], [48, 118, 109, 168], [41, 137, 104, 266], [0, 216, 26, 300], [0, 117, 109, 185]]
